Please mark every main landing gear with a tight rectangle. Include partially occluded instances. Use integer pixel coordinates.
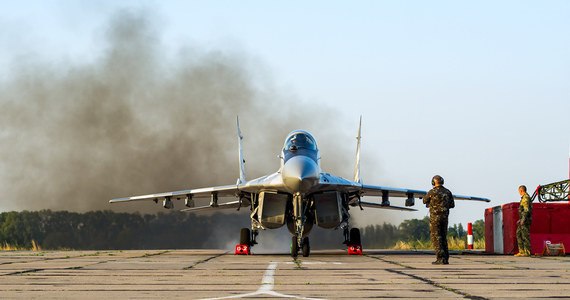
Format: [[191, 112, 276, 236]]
[[291, 235, 310, 258], [236, 227, 359, 256], [345, 228, 362, 255], [235, 228, 258, 255]]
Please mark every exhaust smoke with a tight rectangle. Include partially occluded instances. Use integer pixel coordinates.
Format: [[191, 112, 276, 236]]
[[0, 9, 355, 214]]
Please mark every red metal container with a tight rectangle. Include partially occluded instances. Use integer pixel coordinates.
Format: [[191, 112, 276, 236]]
[[485, 202, 570, 254], [501, 203, 519, 254]]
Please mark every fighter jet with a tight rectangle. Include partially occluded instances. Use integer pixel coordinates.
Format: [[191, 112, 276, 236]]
[[110, 117, 490, 257]]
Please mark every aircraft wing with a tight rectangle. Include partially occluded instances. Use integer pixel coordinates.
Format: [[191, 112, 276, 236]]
[[109, 185, 239, 203], [361, 184, 491, 202], [448, 194, 491, 202], [180, 200, 247, 212], [359, 200, 417, 211], [361, 184, 425, 198]]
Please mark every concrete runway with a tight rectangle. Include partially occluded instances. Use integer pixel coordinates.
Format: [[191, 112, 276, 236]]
[[0, 249, 569, 299]]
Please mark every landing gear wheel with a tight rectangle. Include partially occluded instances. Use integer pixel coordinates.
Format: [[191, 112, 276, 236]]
[[347, 227, 363, 255], [302, 237, 310, 257], [350, 228, 361, 245], [240, 228, 251, 245], [291, 235, 299, 258]]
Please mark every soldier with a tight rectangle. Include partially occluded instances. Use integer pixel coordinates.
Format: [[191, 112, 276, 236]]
[[515, 185, 533, 256], [423, 175, 455, 265]]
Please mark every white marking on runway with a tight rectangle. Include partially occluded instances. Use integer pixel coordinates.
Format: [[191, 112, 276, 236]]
[[201, 262, 326, 300]]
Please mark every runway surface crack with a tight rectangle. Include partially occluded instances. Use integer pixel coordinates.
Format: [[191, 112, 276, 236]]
[[183, 252, 226, 270], [141, 250, 170, 258], [2, 268, 45, 276], [368, 255, 487, 300], [385, 268, 488, 300], [365, 254, 415, 269]]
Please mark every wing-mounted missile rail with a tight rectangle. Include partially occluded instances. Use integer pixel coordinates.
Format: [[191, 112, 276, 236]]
[[163, 197, 173, 209], [380, 191, 415, 207], [531, 179, 570, 202], [381, 191, 390, 206], [185, 194, 194, 208], [406, 192, 415, 207], [149, 194, 195, 210], [210, 192, 219, 207]]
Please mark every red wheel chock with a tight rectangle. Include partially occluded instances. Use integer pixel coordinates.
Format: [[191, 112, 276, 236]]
[[235, 245, 251, 255], [348, 244, 362, 255]]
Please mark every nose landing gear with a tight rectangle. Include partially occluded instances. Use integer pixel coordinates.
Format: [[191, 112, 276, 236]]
[[291, 236, 310, 257]]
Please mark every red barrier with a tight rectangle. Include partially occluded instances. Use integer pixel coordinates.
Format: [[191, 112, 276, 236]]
[[467, 222, 473, 249], [484, 207, 495, 253]]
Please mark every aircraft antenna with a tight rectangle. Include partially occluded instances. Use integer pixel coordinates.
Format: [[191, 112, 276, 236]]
[[237, 116, 246, 185], [353, 116, 362, 184]]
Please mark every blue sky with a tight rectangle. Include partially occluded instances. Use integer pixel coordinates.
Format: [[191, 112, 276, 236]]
[[1, 1, 569, 227]]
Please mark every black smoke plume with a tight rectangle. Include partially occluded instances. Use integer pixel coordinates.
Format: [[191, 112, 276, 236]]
[[0, 9, 355, 214]]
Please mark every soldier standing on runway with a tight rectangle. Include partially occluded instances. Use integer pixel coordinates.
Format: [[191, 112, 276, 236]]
[[423, 175, 455, 265], [515, 185, 533, 256]]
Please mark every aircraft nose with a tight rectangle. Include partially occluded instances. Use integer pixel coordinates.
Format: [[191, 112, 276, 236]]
[[282, 156, 320, 193]]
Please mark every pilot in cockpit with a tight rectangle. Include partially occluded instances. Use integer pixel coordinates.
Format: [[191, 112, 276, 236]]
[[286, 133, 316, 151]]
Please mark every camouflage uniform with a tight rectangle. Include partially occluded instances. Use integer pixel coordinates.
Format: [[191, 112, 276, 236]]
[[423, 186, 455, 263], [516, 192, 533, 254]]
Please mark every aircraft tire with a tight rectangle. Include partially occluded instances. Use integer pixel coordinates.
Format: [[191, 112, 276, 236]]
[[240, 228, 251, 245], [350, 228, 361, 245], [302, 237, 310, 257], [291, 235, 298, 257]]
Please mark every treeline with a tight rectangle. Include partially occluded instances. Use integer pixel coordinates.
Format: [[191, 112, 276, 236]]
[[0, 210, 251, 250], [0, 210, 484, 250]]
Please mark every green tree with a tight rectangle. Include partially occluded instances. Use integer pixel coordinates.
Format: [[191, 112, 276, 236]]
[[361, 223, 402, 248], [399, 216, 430, 242], [448, 223, 466, 238]]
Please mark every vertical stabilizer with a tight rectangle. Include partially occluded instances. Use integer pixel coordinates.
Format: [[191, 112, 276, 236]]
[[354, 116, 362, 184], [237, 116, 246, 185]]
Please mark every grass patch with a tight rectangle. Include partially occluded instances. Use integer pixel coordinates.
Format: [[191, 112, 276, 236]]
[[393, 239, 431, 250], [1, 240, 42, 251], [393, 237, 485, 250]]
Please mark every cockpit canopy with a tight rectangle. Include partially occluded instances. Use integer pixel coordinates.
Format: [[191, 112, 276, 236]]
[[284, 131, 317, 151]]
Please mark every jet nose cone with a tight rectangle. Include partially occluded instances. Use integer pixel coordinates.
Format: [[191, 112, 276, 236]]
[[282, 156, 320, 193]]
